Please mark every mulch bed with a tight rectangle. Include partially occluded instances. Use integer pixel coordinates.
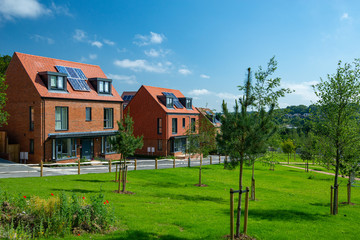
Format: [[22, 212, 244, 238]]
[[223, 234, 256, 240]]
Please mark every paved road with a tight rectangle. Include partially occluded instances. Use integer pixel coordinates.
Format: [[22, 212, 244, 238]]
[[0, 156, 227, 179]]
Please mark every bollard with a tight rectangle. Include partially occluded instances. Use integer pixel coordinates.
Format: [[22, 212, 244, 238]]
[[244, 187, 249, 234], [40, 160, 43, 177], [155, 158, 158, 169], [78, 160, 80, 175], [134, 159, 137, 170], [330, 186, 333, 214], [210, 156, 212, 165], [173, 158, 176, 168], [109, 159, 112, 173], [230, 188, 234, 240]]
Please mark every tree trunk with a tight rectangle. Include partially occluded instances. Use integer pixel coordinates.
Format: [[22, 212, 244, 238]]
[[294, 151, 296, 161], [347, 179, 351, 204], [123, 165, 128, 192], [199, 154, 202, 185], [288, 153, 289, 164], [251, 162, 255, 200], [333, 149, 340, 215], [235, 153, 244, 238]]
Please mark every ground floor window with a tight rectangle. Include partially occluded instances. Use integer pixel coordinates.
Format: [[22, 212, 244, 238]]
[[53, 138, 76, 160], [171, 138, 186, 153], [102, 136, 116, 154], [158, 139, 163, 151]]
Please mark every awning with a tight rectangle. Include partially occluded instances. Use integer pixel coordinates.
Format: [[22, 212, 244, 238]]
[[48, 130, 118, 139]]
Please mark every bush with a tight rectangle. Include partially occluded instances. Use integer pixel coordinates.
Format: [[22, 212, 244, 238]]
[[0, 190, 114, 239]]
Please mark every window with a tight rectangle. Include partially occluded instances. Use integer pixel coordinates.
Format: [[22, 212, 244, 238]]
[[29, 139, 34, 154], [157, 118, 162, 134], [86, 107, 91, 121], [182, 118, 185, 128], [186, 98, 192, 109], [29, 106, 34, 131], [172, 138, 186, 153], [172, 118, 178, 134], [55, 138, 76, 160], [49, 75, 65, 90], [98, 80, 111, 94], [104, 108, 113, 128], [191, 118, 196, 132], [158, 139, 163, 151], [55, 107, 68, 130], [166, 97, 174, 108], [102, 136, 116, 154]]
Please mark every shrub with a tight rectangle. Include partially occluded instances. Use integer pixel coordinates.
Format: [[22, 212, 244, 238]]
[[0, 191, 114, 239]]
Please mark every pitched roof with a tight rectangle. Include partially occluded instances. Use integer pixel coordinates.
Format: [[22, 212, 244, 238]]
[[13, 52, 122, 102], [196, 107, 222, 127], [142, 85, 199, 114]]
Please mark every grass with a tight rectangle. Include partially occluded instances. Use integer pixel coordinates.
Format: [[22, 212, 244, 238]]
[[1, 163, 360, 239]]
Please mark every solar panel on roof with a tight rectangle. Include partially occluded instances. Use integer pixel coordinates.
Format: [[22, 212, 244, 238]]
[[162, 92, 184, 109], [55, 65, 90, 91]]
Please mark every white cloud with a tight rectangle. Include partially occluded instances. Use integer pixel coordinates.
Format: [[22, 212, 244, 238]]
[[73, 29, 87, 41], [216, 92, 241, 100], [340, 13, 349, 20], [50, 2, 71, 17], [89, 54, 97, 60], [91, 41, 103, 48], [0, 0, 51, 20], [178, 68, 192, 75], [189, 89, 211, 96], [114, 59, 167, 73], [283, 81, 318, 102], [200, 74, 210, 79], [104, 39, 115, 46], [107, 73, 138, 85], [145, 49, 160, 57], [134, 32, 166, 46], [30, 34, 54, 44]]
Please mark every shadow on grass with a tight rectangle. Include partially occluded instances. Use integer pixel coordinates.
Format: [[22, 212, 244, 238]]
[[309, 202, 330, 207], [152, 193, 225, 203], [145, 181, 185, 189], [102, 230, 188, 240], [248, 209, 329, 221], [50, 188, 98, 193], [73, 179, 109, 183]]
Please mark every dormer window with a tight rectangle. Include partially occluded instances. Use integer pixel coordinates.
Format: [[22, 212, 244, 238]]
[[39, 71, 67, 92], [186, 98, 192, 109], [166, 97, 174, 108], [88, 78, 112, 95]]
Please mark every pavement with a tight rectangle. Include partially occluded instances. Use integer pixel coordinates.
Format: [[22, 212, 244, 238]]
[[0, 155, 226, 179]]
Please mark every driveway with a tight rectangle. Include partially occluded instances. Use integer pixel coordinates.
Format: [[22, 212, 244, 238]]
[[0, 158, 39, 178]]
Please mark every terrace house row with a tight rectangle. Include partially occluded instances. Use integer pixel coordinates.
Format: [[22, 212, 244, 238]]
[[124, 85, 199, 157], [1, 52, 123, 163]]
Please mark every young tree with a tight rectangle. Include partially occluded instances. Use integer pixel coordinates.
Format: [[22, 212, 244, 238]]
[[217, 57, 290, 237], [281, 139, 295, 164], [299, 132, 316, 172], [0, 55, 11, 75], [110, 110, 143, 193], [186, 117, 216, 186], [313, 59, 360, 214], [0, 74, 8, 126]]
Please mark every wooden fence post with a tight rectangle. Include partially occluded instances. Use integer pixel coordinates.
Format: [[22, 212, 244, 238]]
[[244, 187, 249, 234], [134, 159, 137, 170], [230, 188, 234, 240], [40, 160, 43, 177], [173, 158, 176, 168], [210, 156, 212, 165], [188, 156, 191, 167], [155, 158, 158, 169], [330, 186, 333, 215], [78, 160, 80, 175], [109, 159, 112, 173]]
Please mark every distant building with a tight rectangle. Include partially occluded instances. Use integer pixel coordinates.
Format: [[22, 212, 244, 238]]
[[196, 107, 221, 133], [124, 85, 199, 157], [121, 91, 137, 109], [1, 52, 123, 163]]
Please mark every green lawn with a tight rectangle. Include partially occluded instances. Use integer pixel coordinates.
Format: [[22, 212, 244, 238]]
[[1, 163, 359, 240]]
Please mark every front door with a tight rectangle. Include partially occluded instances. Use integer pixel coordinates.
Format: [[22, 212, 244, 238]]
[[81, 139, 93, 159]]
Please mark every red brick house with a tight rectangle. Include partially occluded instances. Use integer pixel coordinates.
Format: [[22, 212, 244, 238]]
[[196, 107, 221, 133], [124, 85, 199, 157], [1, 52, 123, 163]]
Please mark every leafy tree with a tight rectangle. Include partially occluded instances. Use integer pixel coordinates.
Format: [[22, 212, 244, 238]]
[[281, 139, 295, 164], [312, 59, 360, 214], [217, 57, 290, 237], [0, 55, 11, 75], [110, 110, 143, 193], [0, 74, 8, 126], [186, 117, 216, 186], [299, 132, 316, 172]]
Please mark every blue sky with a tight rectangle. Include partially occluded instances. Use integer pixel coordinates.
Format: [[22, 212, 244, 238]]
[[1, 0, 360, 111]]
